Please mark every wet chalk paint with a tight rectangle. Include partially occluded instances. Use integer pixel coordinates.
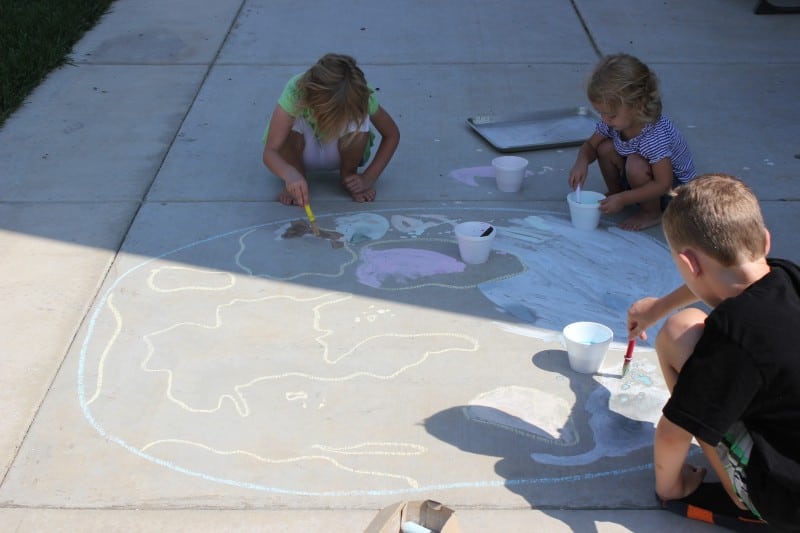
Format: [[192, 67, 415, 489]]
[[356, 247, 466, 288], [335, 213, 390, 242], [480, 215, 681, 345], [449, 166, 494, 187], [281, 219, 344, 247]]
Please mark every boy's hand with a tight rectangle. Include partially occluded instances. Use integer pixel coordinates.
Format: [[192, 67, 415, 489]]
[[627, 296, 660, 341]]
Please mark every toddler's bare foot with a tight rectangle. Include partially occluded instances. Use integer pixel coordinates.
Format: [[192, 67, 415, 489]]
[[619, 210, 662, 231], [278, 188, 300, 206]]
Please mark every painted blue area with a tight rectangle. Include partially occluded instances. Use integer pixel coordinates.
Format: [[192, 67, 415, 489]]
[[531, 387, 655, 466]]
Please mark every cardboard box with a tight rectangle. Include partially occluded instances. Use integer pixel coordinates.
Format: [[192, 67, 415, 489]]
[[364, 499, 461, 533]]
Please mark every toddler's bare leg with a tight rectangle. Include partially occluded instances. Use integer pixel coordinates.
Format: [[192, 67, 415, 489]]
[[620, 154, 663, 231], [596, 138, 625, 194], [338, 133, 375, 202], [655, 309, 747, 510], [277, 131, 306, 205]]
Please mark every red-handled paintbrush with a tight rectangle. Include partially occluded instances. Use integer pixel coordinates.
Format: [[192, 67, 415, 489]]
[[622, 339, 635, 376]]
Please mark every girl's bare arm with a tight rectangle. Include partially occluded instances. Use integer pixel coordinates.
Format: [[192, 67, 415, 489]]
[[361, 105, 400, 183], [262, 105, 308, 206]]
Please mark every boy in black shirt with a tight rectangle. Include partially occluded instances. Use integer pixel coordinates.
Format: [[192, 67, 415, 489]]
[[628, 174, 800, 531]]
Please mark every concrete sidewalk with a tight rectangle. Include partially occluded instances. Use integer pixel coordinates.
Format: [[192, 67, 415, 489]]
[[0, 1, 798, 531]]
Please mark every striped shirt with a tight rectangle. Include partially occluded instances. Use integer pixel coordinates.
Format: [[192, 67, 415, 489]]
[[596, 115, 696, 186]]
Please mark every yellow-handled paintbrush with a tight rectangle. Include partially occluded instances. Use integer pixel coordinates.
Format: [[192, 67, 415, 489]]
[[304, 204, 320, 236]]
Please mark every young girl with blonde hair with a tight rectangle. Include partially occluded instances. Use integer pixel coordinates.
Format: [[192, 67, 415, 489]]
[[569, 54, 696, 231], [262, 53, 399, 206]]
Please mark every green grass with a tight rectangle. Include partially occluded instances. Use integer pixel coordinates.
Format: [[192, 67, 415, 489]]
[[0, 0, 115, 127]]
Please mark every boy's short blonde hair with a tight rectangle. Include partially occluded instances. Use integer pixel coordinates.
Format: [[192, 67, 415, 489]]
[[663, 174, 767, 266], [296, 53, 371, 145], [587, 53, 662, 125]]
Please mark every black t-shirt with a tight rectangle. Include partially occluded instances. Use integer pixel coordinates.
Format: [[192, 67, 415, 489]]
[[663, 258, 800, 528]]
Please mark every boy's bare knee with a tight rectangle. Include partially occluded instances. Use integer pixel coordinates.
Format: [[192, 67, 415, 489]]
[[655, 307, 707, 368]]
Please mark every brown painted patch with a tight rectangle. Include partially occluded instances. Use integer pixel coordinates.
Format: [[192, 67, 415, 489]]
[[281, 220, 344, 249]]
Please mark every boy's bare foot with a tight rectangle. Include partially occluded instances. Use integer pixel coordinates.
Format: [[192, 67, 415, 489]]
[[278, 188, 300, 206], [619, 210, 662, 231]]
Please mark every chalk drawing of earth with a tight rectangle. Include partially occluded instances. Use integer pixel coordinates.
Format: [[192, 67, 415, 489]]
[[78, 207, 681, 496]]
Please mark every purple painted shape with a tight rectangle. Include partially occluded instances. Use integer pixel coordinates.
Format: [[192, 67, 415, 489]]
[[449, 166, 494, 187], [357, 248, 466, 288]]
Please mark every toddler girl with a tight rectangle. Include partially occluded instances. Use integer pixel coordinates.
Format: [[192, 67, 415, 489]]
[[568, 54, 696, 231]]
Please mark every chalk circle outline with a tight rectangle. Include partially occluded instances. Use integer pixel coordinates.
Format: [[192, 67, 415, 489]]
[[78, 206, 664, 496]]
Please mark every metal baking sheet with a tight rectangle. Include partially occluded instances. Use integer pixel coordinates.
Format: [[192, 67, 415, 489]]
[[467, 107, 598, 152]]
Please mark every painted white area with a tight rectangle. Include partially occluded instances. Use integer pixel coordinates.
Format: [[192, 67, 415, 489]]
[[491, 322, 562, 343], [391, 214, 454, 237], [334, 213, 390, 242], [449, 165, 536, 188], [531, 386, 657, 466], [465, 386, 578, 446], [530, 364, 668, 466], [483, 215, 681, 345], [466, 359, 669, 467]]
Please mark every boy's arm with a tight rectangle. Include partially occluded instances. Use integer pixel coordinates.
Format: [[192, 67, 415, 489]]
[[568, 131, 605, 189], [628, 284, 698, 341], [654, 416, 704, 500], [361, 105, 399, 183]]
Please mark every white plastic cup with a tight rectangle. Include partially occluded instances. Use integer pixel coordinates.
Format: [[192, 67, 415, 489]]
[[454, 221, 496, 264], [492, 156, 528, 192], [562, 321, 613, 374], [567, 190, 605, 230]]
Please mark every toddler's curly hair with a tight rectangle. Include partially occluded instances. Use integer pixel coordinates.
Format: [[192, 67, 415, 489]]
[[587, 53, 662, 125]]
